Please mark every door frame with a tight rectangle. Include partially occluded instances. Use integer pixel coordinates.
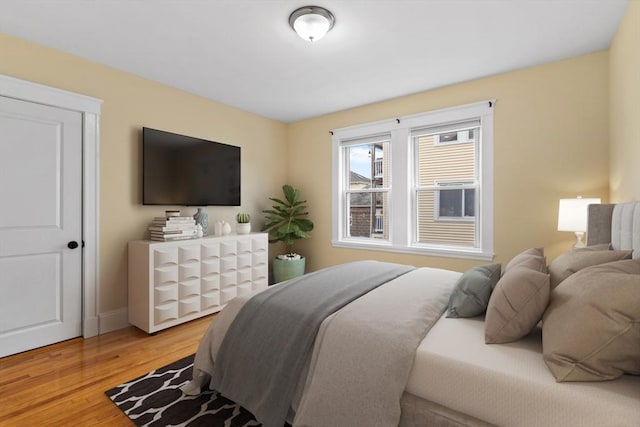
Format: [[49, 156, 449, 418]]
[[0, 73, 102, 338]]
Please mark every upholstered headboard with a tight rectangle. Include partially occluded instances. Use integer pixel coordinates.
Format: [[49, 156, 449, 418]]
[[587, 202, 640, 259]]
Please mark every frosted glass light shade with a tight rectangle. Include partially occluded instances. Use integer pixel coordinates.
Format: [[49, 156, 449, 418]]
[[557, 197, 601, 232], [289, 6, 335, 42]]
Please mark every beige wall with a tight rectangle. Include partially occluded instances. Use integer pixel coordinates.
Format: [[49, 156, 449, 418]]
[[0, 33, 288, 315], [610, 1, 640, 202], [288, 51, 610, 272]]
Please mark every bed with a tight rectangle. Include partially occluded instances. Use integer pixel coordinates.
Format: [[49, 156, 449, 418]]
[[183, 202, 640, 427]]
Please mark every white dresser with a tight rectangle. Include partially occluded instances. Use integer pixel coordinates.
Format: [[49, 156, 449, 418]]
[[128, 233, 268, 333]]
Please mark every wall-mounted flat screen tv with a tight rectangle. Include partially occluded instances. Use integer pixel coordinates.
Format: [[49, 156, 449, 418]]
[[142, 127, 241, 206]]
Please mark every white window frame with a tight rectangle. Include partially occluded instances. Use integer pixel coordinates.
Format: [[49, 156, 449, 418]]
[[331, 100, 494, 260]]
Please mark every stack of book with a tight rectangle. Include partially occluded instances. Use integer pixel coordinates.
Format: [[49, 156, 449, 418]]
[[148, 215, 198, 241]]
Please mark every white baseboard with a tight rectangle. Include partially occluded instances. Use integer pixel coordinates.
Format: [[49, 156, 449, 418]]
[[83, 316, 99, 338], [99, 307, 129, 334]]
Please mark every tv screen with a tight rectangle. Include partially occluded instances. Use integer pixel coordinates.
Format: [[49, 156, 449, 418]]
[[142, 127, 241, 206]]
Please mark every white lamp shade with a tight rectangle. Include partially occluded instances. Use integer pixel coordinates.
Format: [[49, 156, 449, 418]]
[[557, 197, 601, 232], [293, 13, 331, 41], [289, 6, 335, 42]]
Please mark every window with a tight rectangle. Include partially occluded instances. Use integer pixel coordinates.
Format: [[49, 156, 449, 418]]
[[435, 183, 475, 220], [331, 100, 494, 260]]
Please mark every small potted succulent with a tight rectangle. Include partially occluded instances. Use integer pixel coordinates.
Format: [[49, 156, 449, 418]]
[[236, 212, 251, 234]]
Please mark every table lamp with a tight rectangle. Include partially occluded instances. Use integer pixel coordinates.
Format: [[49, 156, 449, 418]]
[[557, 196, 601, 248]]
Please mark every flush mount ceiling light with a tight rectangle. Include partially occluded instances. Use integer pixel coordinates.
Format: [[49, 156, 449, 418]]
[[289, 6, 335, 42]]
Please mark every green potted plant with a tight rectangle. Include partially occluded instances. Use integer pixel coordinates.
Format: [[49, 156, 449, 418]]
[[236, 212, 251, 234], [262, 184, 314, 282]]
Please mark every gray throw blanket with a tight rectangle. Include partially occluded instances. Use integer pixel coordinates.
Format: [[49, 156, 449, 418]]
[[293, 266, 458, 426], [210, 260, 414, 427]]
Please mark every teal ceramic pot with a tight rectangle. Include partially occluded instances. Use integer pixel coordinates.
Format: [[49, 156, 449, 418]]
[[272, 256, 306, 283]]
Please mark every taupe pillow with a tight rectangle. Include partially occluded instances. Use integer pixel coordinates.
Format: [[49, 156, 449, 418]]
[[447, 264, 501, 318], [505, 248, 546, 273], [548, 249, 632, 288], [576, 243, 612, 251], [543, 259, 640, 382], [485, 266, 550, 344]]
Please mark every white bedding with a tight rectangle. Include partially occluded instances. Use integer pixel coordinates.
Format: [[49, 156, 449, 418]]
[[407, 314, 640, 427]]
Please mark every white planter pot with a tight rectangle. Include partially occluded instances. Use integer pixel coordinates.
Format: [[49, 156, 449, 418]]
[[236, 222, 251, 234]]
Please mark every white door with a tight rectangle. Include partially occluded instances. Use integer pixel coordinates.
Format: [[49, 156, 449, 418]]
[[0, 95, 83, 358]]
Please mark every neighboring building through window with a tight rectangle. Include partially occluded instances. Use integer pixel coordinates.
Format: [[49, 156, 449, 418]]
[[435, 183, 475, 220], [414, 120, 479, 246], [331, 101, 494, 260]]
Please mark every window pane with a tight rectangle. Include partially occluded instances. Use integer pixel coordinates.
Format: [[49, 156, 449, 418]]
[[439, 189, 462, 217], [464, 189, 475, 217], [348, 192, 388, 239], [439, 131, 458, 143], [347, 142, 390, 189], [416, 190, 477, 246]]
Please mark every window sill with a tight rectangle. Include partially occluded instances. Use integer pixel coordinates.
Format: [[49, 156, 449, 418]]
[[332, 239, 494, 261]]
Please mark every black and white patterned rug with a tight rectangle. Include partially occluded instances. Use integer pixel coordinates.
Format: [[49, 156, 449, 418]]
[[105, 354, 260, 427]]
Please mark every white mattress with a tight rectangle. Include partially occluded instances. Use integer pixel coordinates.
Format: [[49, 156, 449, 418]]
[[406, 314, 640, 427]]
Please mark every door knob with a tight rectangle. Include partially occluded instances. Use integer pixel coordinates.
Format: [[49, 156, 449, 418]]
[[67, 241, 79, 249]]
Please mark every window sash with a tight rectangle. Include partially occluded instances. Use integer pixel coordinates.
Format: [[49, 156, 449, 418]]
[[413, 120, 479, 240], [340, 133, 391, 147], [416, 182, 477, 191], [411, 119, 480, 138]]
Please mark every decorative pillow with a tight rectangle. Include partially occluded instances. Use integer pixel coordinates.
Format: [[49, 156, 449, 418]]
[[485, 266, 550, 344], [505, 248, 547, 273], [542, 259, 640, 382], [515, 247, 544, 257], [446, 264, 501, 318], [547, 249, 632, 288], [576, 243, 612, 251]]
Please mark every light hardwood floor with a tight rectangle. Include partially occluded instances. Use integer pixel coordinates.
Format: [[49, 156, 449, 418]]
[[0, 315, 215, 426]]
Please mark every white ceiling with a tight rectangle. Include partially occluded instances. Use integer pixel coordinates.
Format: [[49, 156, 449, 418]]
[[0, 0, 628, 123]]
